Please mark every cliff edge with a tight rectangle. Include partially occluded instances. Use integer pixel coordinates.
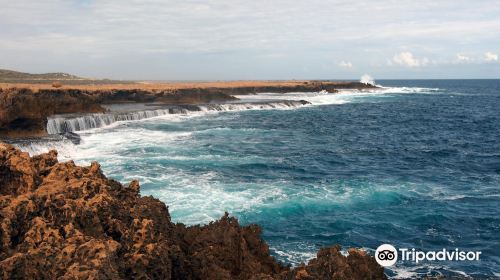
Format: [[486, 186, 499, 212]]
[[0, 143, 386, 279], [0, 88, 236, 137], [0, 81, 377, 138]]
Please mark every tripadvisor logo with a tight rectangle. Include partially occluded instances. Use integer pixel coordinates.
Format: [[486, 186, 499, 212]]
[[375, 244, 481, 267], [375, 244, 398, 266]]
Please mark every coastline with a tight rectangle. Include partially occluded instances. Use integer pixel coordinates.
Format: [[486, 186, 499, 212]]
[[0, 143, 385, 279], [0, 80, 388, 278], [0, 80, 376, 92], [1, 80, 494, 278], [1, 0, 497, 276], [0, 81, 376, 138]]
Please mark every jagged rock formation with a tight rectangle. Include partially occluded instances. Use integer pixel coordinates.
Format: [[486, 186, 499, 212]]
[[0, 144, 386, 279]]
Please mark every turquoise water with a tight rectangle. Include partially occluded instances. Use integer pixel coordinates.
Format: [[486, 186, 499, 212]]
[[57, 80, 499, 278]]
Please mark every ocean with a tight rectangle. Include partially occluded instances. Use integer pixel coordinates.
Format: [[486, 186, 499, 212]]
[[18, 80, 500, 278]]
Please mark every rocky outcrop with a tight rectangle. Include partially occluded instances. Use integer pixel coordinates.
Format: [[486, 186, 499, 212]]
[[202, 81, 376, 95], [0, 88, 105, 137], [280, 247, 385, 280], [0, 88, 237, 138], [0, 81, 377, 138], [89, 89, 239, 104], [0, 143, 386, 279]]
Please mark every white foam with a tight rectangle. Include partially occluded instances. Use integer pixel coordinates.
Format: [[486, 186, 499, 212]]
[[234, 92, 349, 105], [46, 101, 309, 134], [360, 74, 376, 86], [389, 264, 471, 279], [235, 86, 442, 107], [70, 129, 193, 162], [45, 85, 442, 136], [13, 140, 77, 161], [270, 247, 317, 265], [139, 170, 290, 225], [442, 194, 467, 201], [375, 86, 441, 94], [390, 265, 420, 279]]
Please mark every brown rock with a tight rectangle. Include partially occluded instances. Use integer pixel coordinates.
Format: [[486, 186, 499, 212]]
[[278, 245, 386, 280], [0, 88, 105, 137], [0, 81, 378, 138], [0, 143, 386, 279]]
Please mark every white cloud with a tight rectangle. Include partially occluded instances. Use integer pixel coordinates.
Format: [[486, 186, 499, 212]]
[[1, 0, 500, 78], [456, 54, 471, 62], [392, 52, 429, 67], [338, 61, 353, 68], [484, 52, 499, 61]]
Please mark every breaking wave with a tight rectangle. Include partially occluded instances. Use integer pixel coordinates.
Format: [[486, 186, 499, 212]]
[[360, 74, 376, 86], [12, 139, 77, 160], [47, 101, 309, 134]]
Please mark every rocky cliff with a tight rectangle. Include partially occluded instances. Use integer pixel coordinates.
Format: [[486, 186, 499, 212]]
[[0, 143, 386, 279], [0, 81, 376, 138], [0, 88, 105, 137], [0, 88, 237, 138]]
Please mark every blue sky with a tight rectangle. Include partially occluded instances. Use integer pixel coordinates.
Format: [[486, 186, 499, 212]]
[[1, 0, 499, 80]]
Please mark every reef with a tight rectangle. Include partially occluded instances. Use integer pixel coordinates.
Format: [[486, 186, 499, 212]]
[[0, 143, 386, 279]]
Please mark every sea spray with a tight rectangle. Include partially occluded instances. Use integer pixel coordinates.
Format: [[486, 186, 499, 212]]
[[12, 139, 77, 159], [360, 74, 376, 86], [46, 101, 310, 134]]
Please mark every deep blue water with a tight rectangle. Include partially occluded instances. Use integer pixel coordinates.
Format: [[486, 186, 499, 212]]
[[61, 80, 499, 278]]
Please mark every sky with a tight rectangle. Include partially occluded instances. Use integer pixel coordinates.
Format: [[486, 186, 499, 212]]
[[1, 0, 499, 80]]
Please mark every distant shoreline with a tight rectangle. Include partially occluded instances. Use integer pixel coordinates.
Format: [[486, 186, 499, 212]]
[[0, 81, 377, 138], [0, 80, 375, 91]]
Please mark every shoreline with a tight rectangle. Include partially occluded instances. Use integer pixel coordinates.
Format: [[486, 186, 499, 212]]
[[0, 81, 376, 138], [0, 143, 386, 279], [0, 80, 375, 91]]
